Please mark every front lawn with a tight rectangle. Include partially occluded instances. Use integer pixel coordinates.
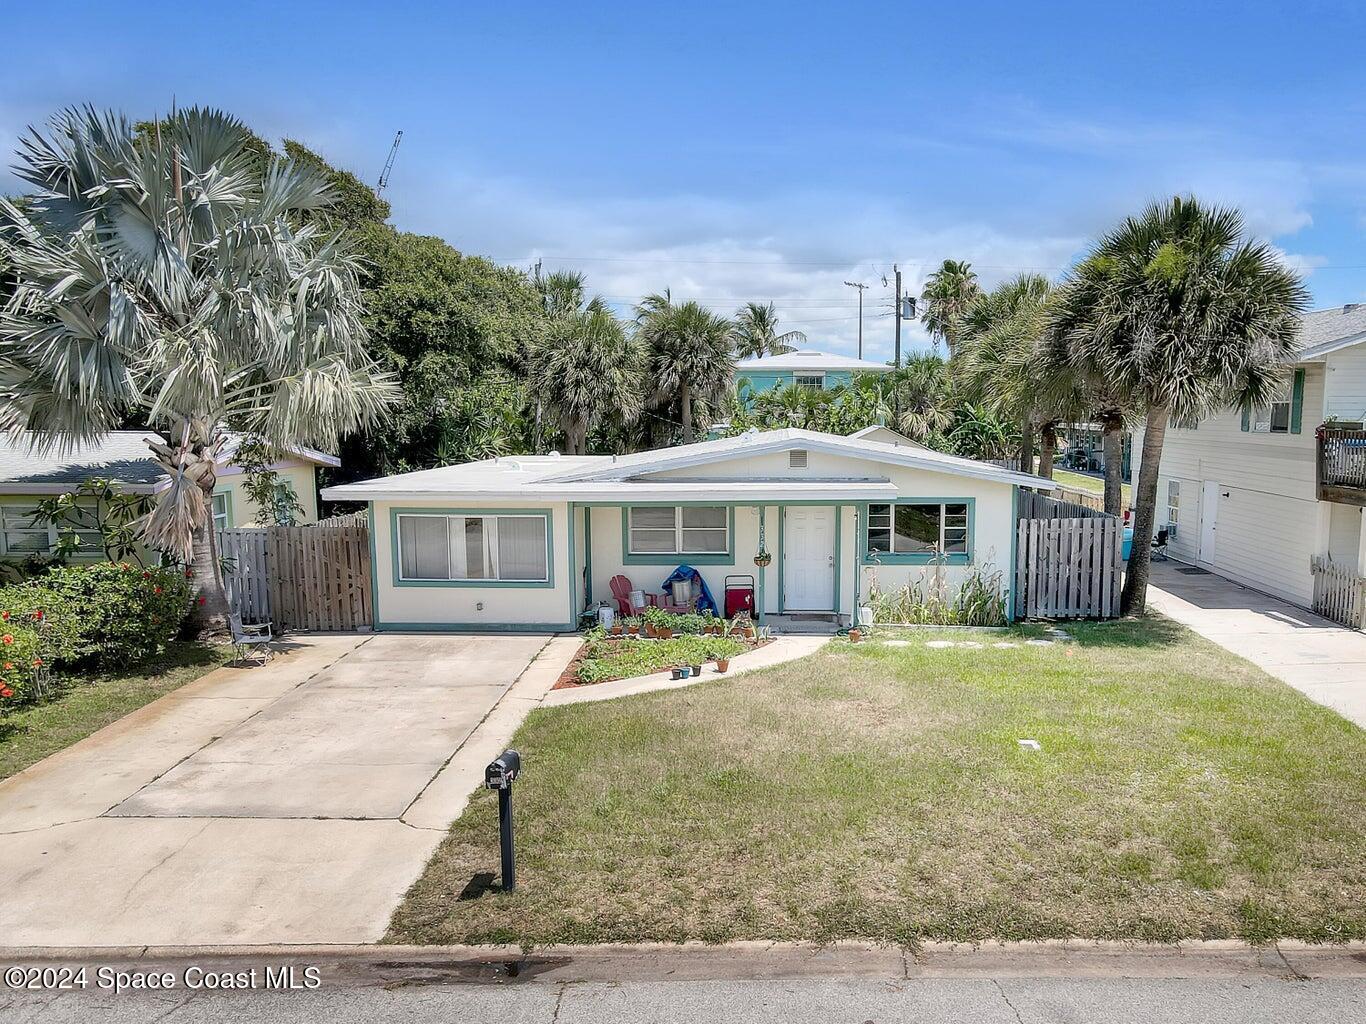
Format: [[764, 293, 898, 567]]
[[388, 618, 1366, 946], [0, 641, 232, 781]]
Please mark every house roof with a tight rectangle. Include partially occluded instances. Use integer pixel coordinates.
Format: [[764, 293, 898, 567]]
[[734, 349, 892, 373], [1298, 304, 1366, 361], [322, 428, 1052, 502], [847, 424, 928, 449], [0, 431, 339, 495]]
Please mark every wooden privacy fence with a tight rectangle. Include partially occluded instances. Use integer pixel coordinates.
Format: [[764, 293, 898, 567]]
[[220, 521, 373, 631], [1017, 489, 1109, 521], [1311, 556, 1366, 630], [1015, 516, 1123, 620]]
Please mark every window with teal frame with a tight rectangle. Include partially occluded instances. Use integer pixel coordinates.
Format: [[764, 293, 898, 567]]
[[865, 500, 971, 564]]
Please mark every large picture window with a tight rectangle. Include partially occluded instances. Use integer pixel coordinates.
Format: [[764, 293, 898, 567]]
[[627, 506, 728, 556], [0, 504, 102, 557], [397, 513, 549, 583], [866, 501, 969, 558]]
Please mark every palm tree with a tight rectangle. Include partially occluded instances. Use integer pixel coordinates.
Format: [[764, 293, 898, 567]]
[[954, 274, 1084, 478], [1048, 196, 1309, 614], [637, 298, 734, 443], [885, 353, 953, 441], [537, 269, 608, 318], [731, 301, 805, 358], [920, 259, 981, 355], [530, 308, 643, 454], [0, 107, 397, 630]]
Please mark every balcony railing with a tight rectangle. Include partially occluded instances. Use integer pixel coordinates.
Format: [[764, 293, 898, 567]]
[[1316, 425, 1366, 506]]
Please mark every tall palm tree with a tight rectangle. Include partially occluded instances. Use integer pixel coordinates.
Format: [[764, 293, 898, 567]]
[[537, 268, 608, 318], [0, 107, 397, 630], [885, 353, 953, 441], [1048, 196, 1309, 614], [920, 259, 981, 355], [731, 301, 805, 358], [954, 274, 1084, 478], [637, 298, 734, 443], [530, 308, 643, 454]]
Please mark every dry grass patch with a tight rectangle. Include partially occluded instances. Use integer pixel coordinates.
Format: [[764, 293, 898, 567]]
[[387, 617, 1366, 946]]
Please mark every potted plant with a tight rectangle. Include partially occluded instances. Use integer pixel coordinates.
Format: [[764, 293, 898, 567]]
[[690, 662, 703, 676], [714, 656, 730, 673], [610, 623, 623, 637], [626, 618, 640, 635], [848, 627, 862, 643], [678, 665, 691, 678], [658, 626, 674, 639], [670, 666, 684, 680]]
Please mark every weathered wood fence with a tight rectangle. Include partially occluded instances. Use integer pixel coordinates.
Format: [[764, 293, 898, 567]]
[[1017, 489, 1109, 520], [220, 520, 373, 631], [1015, 516, 1123, 620], [1310, 556, 1366, 630]]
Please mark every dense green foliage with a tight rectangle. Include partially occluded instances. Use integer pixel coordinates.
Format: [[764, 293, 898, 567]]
[[0, 563, 192, 710]]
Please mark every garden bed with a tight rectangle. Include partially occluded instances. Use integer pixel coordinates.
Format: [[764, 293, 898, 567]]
[[554, 633, 762, 689]]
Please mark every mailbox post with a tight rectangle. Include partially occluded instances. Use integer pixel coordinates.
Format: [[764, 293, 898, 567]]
[[484, 749, 521, 892]]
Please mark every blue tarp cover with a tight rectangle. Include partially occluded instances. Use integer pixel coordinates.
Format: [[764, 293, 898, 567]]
[[659, 565, 719, 615]]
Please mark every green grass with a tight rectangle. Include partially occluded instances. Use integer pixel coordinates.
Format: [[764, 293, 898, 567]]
[[1050, 467, 1132, 508], [0, 641, 232, 781], [388, 617, 1366, 946]]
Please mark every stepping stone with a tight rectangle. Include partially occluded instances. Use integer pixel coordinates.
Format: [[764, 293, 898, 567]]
[[959, 641, 985, 649], [925, 640, 954, 648], [1024, 638, 1054, 646], [991, 642, 1020, 649]]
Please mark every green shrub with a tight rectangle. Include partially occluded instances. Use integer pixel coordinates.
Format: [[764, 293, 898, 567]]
[[0, 620, 43, 708], [0, 562, 192, 671], [866, 559, 1008, 627]]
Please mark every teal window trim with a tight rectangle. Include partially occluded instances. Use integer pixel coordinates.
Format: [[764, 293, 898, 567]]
[[859, 496, 976, 566], [389, 506, 556, 588], [582, 504, 593, 611], [211, 488, 234, 531], [620, 505, 736, 565], [1006, 486, 1017, 621], [1290, 367, 1305, 434], [368, 503, 382, 627]]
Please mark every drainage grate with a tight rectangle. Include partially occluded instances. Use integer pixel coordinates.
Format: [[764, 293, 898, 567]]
[[1177, 567, 1210, 575]]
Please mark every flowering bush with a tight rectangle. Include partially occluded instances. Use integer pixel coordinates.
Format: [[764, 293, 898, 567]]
[[0, 623, 42, 707], [0, 562, 192, 674]]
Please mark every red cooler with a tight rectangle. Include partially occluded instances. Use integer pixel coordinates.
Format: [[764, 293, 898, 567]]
[[724, 574, 755, 618]]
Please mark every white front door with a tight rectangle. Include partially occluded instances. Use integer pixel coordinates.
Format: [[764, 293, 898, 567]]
[[784, 507, 836, 610], [1199, 481, 1220, 564]]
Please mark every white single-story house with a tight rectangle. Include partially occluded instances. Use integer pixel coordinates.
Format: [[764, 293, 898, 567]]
[[0, 431, 339, 562], [321, 428, 1049, 632]]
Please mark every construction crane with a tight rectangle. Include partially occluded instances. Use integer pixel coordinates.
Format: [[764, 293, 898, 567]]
[[375, 130, 403, 198]]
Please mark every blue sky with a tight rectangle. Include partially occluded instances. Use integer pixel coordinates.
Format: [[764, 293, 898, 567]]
[[5, 0, 1366, 360]]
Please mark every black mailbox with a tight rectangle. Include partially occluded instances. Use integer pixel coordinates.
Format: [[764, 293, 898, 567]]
[[485, 749, 521, 790]]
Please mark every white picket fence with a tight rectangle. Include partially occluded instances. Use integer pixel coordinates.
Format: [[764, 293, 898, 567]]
[[1311, 556, 1366, 630], [1015, 516, 1124, 620]]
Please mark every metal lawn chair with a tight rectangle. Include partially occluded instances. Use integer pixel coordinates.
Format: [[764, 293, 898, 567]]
[[229, 612, 275, 665]]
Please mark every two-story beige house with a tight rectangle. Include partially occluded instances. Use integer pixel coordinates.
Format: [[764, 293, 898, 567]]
[[1136, 304, 1366, 610]]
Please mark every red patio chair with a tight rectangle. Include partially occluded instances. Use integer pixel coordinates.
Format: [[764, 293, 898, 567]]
[[609, 575, 661, 616]]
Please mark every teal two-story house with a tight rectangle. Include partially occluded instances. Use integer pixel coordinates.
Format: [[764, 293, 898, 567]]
[[734, 350, 892, 407]]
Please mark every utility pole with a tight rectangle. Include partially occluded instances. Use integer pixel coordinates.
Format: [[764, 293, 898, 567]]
[[844, 281, 868, 359], [893, 264, 902, 369], [375, 131, 403, 198]]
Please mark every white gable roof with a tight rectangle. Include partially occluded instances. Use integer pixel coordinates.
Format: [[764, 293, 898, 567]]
[[847, 425, 927, 450], [1298, 305, 1366, 361], [735, 349, 892, 373], [544, 428, 1048, 489]]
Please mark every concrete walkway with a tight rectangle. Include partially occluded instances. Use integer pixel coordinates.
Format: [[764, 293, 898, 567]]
[[1148, 561, 1366, 728], [0, 633, 578, 946], [542, 635, 830, 707]]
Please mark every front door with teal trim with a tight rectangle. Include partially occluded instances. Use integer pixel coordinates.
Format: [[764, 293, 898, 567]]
[[782, 506, 837, 610]]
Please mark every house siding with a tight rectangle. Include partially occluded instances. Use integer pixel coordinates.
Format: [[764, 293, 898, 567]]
[[1325, 344, 1366, 421], [1135, 364, 1324, 606], [370, 499, 574, 630], [213, 461, 321, 526]]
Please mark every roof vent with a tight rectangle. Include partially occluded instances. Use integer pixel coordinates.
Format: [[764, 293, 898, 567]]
[[1345, 304, 1360, 313], [789, 449, 808, 469]]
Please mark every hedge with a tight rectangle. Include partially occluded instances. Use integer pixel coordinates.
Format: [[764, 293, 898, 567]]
[[0, 562, 192, 711]]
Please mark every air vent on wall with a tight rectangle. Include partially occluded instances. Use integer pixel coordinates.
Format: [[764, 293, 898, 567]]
[[789, 449, 808, 469]]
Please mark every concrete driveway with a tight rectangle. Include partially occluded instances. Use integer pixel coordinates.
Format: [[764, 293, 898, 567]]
[[1149, 561, 1366, 728], [0, 632, 575, 946]]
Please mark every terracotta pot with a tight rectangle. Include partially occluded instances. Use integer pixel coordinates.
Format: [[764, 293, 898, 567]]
[[715, 658, 729, 672], [848, 628, 862, 643], [659, 627, 674, 639], [627, 624, 639, 635], [644, 624, 656, 638], [610, 626, 623, 636]]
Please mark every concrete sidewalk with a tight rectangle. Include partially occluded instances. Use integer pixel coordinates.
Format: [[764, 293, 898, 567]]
[[1148, 561, 1366, 727]]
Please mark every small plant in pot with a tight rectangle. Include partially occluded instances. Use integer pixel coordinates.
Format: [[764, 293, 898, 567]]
[[714, 656, 730, 673], [610, 622, 623, 636], [690, 662, 702, 676], [848, 627, 862, 643], [625, 618, 640, 635]]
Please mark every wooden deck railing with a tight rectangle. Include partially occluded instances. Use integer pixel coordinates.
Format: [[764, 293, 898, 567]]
[[1317, 426, 1366, 506]]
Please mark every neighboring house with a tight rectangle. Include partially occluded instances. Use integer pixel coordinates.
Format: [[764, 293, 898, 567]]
[[320, 427, 1048, 632], [1136, 304, 1366, 609], [0, 431, 339, 561], [734, 350, 891, 405], [1060, 423, 1132, 482]]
